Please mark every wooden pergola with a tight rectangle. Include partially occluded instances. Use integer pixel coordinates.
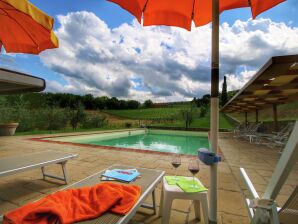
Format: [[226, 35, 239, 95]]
[[221, 54, 298, 130], [0, 67, 45, 94]]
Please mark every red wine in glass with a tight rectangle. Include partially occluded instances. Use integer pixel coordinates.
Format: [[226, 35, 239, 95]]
[[188, 167, 200, 175], [171, 162, 181, 168], [171, 154, 181, 181], [188, 159, 200, 189]]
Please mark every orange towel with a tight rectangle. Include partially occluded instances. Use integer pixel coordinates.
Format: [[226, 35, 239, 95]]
[[4, 182, 141, 224]]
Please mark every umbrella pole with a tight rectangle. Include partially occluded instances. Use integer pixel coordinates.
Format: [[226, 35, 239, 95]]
[[210, 0, 219, 223]]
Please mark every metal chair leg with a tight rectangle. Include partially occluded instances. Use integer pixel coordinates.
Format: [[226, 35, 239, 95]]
[[152, 189, 156, 215], [61, 162, 69, 184]]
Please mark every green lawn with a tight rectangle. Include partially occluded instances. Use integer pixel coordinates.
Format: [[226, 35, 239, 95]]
[[154, 113, 233, 130], [228, 101, 298, 122], [15, 126, 127, 136], [105, 104, 188, 119], [105, 105, 234, 130]]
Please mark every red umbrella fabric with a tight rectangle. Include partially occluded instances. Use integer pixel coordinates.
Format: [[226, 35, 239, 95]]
[[108, 0, 285, 30], [0, 0, 59, 54]]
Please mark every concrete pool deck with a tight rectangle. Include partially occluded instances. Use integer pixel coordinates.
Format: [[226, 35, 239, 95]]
[[0, 130, 297, 224]]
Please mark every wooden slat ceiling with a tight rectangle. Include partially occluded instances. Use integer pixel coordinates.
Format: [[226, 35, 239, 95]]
[[0, 68, 46, 95], [221, 55, 298, 113]]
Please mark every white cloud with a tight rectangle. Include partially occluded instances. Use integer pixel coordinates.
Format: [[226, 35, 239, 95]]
[[41, 12, 298, 102]]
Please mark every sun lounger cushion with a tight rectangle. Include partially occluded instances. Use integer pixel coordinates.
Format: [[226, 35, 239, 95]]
[[3, 182, 141, 224]]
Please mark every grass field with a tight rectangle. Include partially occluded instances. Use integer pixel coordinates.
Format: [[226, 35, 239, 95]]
[[15, 126, 126, 136], [228, 101, 298, 122], [105, 104, 188, 119], [154, 113, 233, 129], [104, 104, 234, 130]]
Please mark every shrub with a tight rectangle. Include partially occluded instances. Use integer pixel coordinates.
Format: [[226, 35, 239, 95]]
[[143, 100, 153, 108], [44, 108, 69, 130], [81, 115, 107, 129], [200, 106, 207, 118], [124, 122, 132, 128], [67, 103, 86, 130]]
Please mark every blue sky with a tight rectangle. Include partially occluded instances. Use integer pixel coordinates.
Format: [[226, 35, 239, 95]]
[[1, 0, 298, 102]]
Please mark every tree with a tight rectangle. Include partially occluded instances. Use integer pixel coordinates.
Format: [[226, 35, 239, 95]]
[[67, 102, 86, 130], [221, 76, 228, 107], [143, 99, 153, 108], [82, 94, 95, 110], [127, 100, 140, 109], [180, 103, 196, 129], [106, 97, 120, 109]]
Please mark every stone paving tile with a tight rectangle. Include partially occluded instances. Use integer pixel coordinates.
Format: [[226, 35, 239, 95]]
[[0, 199, 18, 214], [0, 130, 296, 223], [220, 213, 249, 224]]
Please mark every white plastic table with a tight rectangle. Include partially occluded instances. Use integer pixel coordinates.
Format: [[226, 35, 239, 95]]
[[159, 176, 209, 224]]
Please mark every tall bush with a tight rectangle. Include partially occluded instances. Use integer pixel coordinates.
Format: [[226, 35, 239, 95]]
[[67, 103, 86, 130], [81, 115, 107, 129]]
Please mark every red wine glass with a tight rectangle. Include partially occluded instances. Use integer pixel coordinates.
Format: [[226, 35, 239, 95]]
[[171, 154, 181, 182], [188, 159, 200, 189]]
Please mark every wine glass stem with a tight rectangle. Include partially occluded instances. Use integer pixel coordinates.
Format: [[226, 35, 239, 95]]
[[193, 175, 195, 188]]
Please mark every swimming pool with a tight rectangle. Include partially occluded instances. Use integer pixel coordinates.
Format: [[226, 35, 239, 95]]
[[44, 130, 209, 155]]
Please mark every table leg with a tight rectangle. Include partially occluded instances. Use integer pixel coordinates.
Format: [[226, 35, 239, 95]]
[[161, 193, 173, 224], [159, 187, 164, 217], [152, 190, 156, 215], [194, 200, 201, 221]]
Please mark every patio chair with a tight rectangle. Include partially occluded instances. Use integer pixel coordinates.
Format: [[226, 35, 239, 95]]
[[233, 123, 251, 138], [237, 122, 263, 142], [253, 123, 294, 149], [0, 151, 78, 184], [1, 164, 165, 224]]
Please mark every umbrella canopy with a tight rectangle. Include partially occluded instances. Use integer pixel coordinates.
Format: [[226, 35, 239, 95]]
[[0, 0, 59, 54], [108, 0, 285, 30]]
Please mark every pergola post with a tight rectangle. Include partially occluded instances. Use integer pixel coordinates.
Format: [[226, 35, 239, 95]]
[[245, 112, 248, 126], [210, 0, 219, 223], [273, 104, 278, 132], [255, 109, 259, 123]]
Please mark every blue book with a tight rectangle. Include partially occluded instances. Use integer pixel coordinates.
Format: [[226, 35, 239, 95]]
[[102, 169, 140, 182]]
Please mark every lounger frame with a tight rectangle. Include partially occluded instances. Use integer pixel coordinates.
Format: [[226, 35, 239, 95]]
[[0, 151, 78, 184], [61, 164, 165, 224]]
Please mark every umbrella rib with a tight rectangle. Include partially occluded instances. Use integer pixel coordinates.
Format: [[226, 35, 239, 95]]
[[142, 0, 149, 12], [191, 0, 196, 19], [1, 8, 40, 50]]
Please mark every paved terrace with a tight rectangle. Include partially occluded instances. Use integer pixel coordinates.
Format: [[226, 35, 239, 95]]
[[0, 130, 297, 224]]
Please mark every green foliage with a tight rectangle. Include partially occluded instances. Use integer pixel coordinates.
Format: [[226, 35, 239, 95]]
[[106, 106, 185, 119], [195, 94, 211, 107], [0, 93, 142, 111], [179, 103, 197, 129], [126, 100, 140, 109], [67, 103, 86, 130], [155, 112, 233, 130], [200, 105, 207, 118], [221, 76, 228, 107], [81, 115, 107, 129], [143, 99, 153, 108], [43, 107, 69, 130], [124, 122, 132, 128]]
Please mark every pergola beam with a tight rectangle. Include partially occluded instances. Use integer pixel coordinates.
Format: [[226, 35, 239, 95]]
[[221, 55, 298, 114]]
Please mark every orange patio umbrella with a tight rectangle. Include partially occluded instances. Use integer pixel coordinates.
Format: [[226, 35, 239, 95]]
[[0, 0, 59, 54], [107, 0, 285, 223]]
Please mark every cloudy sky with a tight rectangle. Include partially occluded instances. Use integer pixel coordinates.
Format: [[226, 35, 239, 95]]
[[1, 0, 298, 102]]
